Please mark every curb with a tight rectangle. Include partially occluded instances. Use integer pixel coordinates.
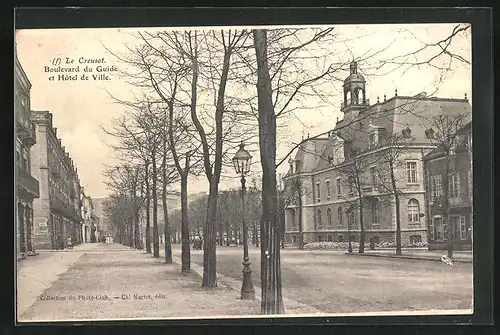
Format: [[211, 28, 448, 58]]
[[345, 252, 472, 264]]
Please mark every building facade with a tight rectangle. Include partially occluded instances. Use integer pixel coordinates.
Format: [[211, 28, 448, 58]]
[[30, 111, 84, 249], [423, 122, 472, 250], [81, 190, 98, 243], [283, 61, 472, 246], [15, 54, 40, 259]]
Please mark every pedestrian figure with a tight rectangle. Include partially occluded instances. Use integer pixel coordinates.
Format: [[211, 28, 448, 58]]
[[66, 237, 73, 250]]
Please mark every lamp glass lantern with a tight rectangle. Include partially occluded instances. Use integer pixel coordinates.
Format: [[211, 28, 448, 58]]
[[232, 142, 252, 175]]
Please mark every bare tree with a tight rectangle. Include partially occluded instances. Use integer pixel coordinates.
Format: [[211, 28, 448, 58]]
[[374, 130, 416, 255], [253, 29, 284, 314], [423, 112, 470, 258]]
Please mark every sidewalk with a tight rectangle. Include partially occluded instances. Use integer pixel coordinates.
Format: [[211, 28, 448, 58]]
[[16, 242, 109, 317], [19, 247, 263, 322], [346, 249, 473, 263]]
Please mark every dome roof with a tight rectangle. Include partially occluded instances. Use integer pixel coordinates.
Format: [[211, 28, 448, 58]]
[[344, 72, 365, 84], [344, 60, 365, 84]]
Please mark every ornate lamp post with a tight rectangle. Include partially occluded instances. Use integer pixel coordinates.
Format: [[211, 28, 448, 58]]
[[232, 141, 255, 300]]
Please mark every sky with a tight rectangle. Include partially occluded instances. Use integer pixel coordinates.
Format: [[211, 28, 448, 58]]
[[15, 23, 471, 199]]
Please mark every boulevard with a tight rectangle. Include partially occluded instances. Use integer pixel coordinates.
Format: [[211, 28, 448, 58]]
[[17, 242, 473, 322]]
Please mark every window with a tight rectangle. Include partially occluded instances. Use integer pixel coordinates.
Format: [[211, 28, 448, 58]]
[[406, 161, 417, 183], [371, 199, 379, 224], [327, 234, 333, 242], [316, 210, 322, 230], [432, 217, 442, 240], [449, 173, 460, 198], [409, 235, 422, 245], [316, 182, 321, 202], [326, 180, 331, 199], [338, 207, 344, 227], [348, 176, 354, 195], [370, 167, 378, 187], [292, 235, 297, 243], [336, 178, 342, 198], [460, 216, 466, 240], [291, 210, 297, 231], [327, 208, 332, 229], [442, 217, 448, 240], [408, 199, 420, 222], [348, 210, 357, 229], [338, 235, 344, 242], [318, 235, 324, 242], [369, 131, 379, 148], [431, 175, 442, 200], [429, 219, 435, 240]]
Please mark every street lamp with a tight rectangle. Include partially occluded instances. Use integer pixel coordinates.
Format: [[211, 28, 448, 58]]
[[232, 141, 255, 300]]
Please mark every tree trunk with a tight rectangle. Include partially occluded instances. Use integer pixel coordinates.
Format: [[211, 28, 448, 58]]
[[254, 29, 284, 315], [202, 182, 218, 287], [358, 196, 365, 254], [219, 223, 223, 246], [390, 161, 402, 255], [226, 224, 231, 246], [443, 151, 453, 258], [162, 161, 172, 264], [298, 196, 303, 250], [152, 148, 160, 258], [180, 174, 190, 273], [145, 162, 152, 254]]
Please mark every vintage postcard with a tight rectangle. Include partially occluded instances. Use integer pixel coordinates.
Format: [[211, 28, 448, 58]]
[[15, 21, 474, 322]]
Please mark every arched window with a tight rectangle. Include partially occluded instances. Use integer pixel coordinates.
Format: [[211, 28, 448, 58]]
[[408, 199, 420, 222], [346, 91, 352, 105], [338, 207, 343, 227], [291, 210, 297, 231], [356, 88, 364, 104], [327, 208, 332, 229], [317, 210, 322, 230], [371, 199, 379, 224]]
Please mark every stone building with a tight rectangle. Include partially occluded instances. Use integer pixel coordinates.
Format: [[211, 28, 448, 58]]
[[30, 111, 84, 249], [423, 121, 472, 250], [92, 198, 113, 241], [81, 190, 98, 243], [283, 61, 471, 246], [15, 54, 40, 259]]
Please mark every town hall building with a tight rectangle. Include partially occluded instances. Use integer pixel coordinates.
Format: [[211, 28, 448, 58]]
[[283, 60, 471, 247]]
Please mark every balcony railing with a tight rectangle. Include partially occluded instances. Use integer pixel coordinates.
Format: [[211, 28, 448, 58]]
[[17, 165, 39, 198], [16, 106, 36, 145]]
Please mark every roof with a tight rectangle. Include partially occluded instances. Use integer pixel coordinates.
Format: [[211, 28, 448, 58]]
[[288, 94, 471, 174]]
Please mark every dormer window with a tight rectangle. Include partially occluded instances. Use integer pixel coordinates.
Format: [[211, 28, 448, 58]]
[[402, 127, 412, 138]]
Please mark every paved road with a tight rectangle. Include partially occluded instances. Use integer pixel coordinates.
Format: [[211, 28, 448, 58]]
[[167, 244, 473, 314], [17, 242, 473, 321]]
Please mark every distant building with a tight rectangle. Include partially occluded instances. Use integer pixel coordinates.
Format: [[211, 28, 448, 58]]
[[92, 198, 109, 238], [15, 53, 40, 259], [30, 111, 83, 249], [423, 121, 472, 250], [80, 190, 98, 243], [283, 61, 471, 246]]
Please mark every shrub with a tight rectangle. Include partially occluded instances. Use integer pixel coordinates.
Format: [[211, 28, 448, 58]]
[[302, 240, 428, 250]]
